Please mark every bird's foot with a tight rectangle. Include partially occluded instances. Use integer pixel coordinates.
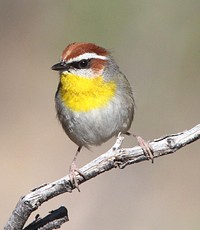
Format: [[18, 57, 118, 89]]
[[134, 135, 154, 163], [126, 132, 154, 163], [69, 161, 85, 192]]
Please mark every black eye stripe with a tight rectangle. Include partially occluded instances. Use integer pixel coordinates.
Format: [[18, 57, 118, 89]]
[[69, 59, 91, 69]]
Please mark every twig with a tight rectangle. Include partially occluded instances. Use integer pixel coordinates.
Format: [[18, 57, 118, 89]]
[[4, 124, 200, 230]]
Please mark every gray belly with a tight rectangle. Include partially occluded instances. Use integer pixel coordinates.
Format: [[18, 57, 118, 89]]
[[55, 94, 134, 148]]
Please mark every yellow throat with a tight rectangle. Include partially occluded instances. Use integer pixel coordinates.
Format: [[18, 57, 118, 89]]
[[59, 73, 117, 112]]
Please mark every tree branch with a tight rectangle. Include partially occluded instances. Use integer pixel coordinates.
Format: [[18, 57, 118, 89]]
[[23, 206, 68, 230], [4, 124, 200, 230]]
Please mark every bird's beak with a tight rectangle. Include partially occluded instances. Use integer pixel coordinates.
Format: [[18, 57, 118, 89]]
[[51, 62, 69, 71]]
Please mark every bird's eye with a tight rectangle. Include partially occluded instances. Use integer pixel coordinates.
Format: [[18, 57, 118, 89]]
[[70, 59, 90, 69], [78, 59, 90, 69]]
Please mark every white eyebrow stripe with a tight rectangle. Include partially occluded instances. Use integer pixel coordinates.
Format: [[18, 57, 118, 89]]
[[66, 52, 108, 63]]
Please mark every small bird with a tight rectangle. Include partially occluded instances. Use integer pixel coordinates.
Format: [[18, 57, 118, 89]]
[[51, 42, 152, 190]]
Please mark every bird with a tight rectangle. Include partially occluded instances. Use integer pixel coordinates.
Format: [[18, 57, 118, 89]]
[[51, 42, 152, 191]]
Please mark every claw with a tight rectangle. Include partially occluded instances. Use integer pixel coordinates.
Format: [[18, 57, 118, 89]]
[[126, 132, 154, 163], [68, 146, 86, 191], [69, 161, 86, 192], [135, 135, 154, 163]]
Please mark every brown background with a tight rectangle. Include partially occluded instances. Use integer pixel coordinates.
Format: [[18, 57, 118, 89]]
[[1, 1, 200, 229]]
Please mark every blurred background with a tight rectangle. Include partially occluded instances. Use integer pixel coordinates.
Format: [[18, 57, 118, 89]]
[[1, 1, 200, 229]]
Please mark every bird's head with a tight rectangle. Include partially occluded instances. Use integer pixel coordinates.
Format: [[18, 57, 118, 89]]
[[51, 42, 115, 78]]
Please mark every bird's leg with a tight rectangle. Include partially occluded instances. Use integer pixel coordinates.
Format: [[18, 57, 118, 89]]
[[126, 132, 154, 163], [69, 146, 85, 192]]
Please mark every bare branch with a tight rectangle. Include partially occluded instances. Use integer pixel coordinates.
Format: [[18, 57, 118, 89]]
[[4, 124, 200, 230]]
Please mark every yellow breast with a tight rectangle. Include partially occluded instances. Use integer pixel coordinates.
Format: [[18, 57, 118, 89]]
[[59, 73, 117, 112]]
